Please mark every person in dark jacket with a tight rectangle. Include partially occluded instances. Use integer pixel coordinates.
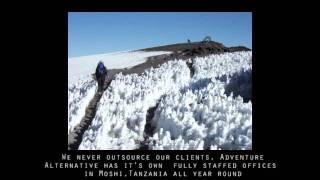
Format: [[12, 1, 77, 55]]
[[95, 61, 107, 92]]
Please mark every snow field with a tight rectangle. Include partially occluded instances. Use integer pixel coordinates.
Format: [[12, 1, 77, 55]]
[[79, 60, 191, 150], [69, 51, 252, 150], [149, 51, 252, 150], [68, 76, 97, 134], [68, 51, 171, 135]]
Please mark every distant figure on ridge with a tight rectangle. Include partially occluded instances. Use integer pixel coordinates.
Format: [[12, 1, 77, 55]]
[[95, 61, 107, 92], [202, 36, 212, 43]]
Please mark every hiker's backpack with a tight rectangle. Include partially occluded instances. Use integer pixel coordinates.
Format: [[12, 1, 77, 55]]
[[98, 62, 106, 75]]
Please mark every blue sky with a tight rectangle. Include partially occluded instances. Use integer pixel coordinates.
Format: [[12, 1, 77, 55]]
[[68, 12, 252, 58]]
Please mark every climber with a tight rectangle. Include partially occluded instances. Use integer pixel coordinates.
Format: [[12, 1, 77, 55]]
[[95, 61, 107, 92]]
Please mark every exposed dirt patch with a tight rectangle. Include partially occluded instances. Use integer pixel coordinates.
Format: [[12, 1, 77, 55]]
[[68, 92, 103, 150], [186, 58, 195, 77], [225, 69, 252, 103], [138, 101, 161, 150]]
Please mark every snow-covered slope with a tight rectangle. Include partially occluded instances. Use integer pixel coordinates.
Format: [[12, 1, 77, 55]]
[[68, 50, 171, 135], [145, 52, 252, 150], [79, 61, 190, 150], [68, 78, 96, 135], [68, 51, 171, 84], [77, 51, 252, 150]]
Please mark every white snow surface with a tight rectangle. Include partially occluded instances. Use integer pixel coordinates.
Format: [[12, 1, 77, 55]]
[[78, 51, 252, 150], [68, 50, 170, 135], [79, 61, 190, 150], [68, 77, 96, 134], [68, 51, 171, 84], [149, 51, 252, 150]]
